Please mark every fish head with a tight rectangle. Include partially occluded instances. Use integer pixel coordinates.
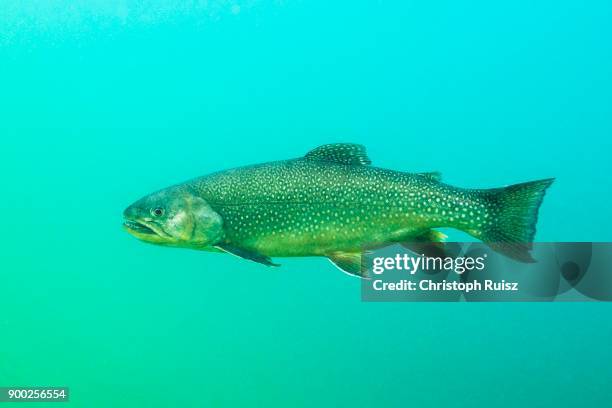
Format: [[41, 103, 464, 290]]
[[123, 186, 223, 247]]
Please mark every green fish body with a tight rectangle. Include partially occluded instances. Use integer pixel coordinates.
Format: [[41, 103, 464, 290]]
[[124, 144, 553, 277]]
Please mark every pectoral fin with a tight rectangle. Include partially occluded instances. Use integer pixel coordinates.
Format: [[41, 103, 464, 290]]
[[214, 244, 280, 267], [327, 251, 370, 279]]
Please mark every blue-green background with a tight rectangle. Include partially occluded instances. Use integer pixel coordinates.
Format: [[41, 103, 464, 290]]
[[1, 1, 611, 406]]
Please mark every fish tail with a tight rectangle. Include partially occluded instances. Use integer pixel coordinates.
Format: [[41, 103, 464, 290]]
[[469, 178, 554, 262]]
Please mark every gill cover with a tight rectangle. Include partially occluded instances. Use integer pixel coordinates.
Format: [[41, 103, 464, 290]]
[[185, 195, 224, 246]]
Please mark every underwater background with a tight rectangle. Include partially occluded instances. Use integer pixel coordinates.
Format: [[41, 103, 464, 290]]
[[1, 1, 611, 406]]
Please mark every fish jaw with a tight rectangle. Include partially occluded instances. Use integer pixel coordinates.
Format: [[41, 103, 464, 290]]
[[123, 218, 174, 245]]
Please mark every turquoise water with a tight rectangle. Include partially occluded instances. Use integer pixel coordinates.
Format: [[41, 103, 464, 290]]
[[2, 1, 611, 406]]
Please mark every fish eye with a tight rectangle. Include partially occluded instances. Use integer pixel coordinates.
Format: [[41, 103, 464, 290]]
[[151, 207, 164, 217]]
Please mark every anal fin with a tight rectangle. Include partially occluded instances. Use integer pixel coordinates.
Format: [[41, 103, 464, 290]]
[[215, 244, 280, 267], [402, 230, 456, 259], [327, 251, 370, 279]]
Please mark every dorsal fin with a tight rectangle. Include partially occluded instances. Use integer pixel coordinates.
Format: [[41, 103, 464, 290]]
[[416, 172, 442, 182], [304, 143, 371, 166]]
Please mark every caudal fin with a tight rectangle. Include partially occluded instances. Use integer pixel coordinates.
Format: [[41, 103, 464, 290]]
[[474, 178, 554, 262]]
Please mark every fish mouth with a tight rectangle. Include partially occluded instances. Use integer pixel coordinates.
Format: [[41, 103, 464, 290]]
[[123, 219, 157, 235]]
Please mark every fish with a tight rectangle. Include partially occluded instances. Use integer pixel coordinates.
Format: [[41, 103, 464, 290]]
[[123, 143, 554, 278]]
